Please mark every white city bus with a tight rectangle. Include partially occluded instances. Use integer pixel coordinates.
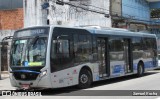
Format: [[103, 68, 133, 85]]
[[9, 25, 158, 89]]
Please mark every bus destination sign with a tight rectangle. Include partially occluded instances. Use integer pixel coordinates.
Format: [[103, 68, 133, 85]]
[[14, 28, 49, 37]]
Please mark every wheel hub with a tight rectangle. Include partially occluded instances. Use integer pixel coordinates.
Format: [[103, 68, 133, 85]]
[[80, 74, 88, 84]]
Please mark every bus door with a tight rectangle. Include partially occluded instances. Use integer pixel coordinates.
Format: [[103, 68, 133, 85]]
[[123, 39, 133, 73], [97, 38, 109, 77]]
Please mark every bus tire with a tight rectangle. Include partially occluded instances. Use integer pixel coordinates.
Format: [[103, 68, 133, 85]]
[[78, 69, 92, 89], [137, 63, 144, 76]]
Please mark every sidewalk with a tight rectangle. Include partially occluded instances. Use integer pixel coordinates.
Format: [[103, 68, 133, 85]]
[[1, 71, 9, 79], [0, 71, 16, 90]]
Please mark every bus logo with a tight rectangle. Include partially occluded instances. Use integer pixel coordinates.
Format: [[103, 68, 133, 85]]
[[21, 74, 26, 79]]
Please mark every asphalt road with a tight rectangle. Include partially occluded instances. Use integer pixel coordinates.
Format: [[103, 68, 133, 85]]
[[1, 70, 160, 99]]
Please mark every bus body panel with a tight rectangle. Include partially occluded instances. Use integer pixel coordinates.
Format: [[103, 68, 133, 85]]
[[9, 69, 52, 88], [50, 62, 106, 88]]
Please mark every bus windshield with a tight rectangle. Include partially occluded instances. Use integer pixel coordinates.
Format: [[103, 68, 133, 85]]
[[11, 37, 47, 67]]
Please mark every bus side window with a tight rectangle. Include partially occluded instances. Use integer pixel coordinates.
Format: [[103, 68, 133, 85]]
[[50, 38, 71, 72], [73, 34, 92, 64], [92, 36, 98, 61], [143, 38, 156, 58]]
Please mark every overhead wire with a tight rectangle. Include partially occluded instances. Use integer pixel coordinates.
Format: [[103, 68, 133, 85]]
[[52, 0, 160, 24], [53, 0, 109, 16]]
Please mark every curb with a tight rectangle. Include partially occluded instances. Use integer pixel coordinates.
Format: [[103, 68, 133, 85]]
[[1, 71, 8, 74]]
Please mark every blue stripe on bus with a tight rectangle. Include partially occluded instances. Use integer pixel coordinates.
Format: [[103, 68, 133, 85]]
[[113, 65, 124, 74], [144, 61, 156, 68], [133, 63, 138, 70], [112, 60, 157, 75], [144, 61, 151, 68], [10, 70, 40, 74]]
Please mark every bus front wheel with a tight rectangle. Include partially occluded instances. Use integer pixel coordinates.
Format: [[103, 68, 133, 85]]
[[78, 69, 92, 89]]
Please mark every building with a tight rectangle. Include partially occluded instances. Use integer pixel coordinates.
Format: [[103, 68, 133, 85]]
[[0, 0, 23, 71], [24, 0, 111, 27], [0, 9, 23, 30], [49, 0, 111, 27], [111, 0, 160, 30], [111, 0, 160, 50], [111, 0, 150, 31], [24, 0, 160, 49], [24, 0, 160, 28], [149, 0, 160, 50], [0, 0, 23, 41], [23, 0, 48, 27]]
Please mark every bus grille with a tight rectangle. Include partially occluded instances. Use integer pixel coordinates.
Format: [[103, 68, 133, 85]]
[[13, 72, 39, 81]]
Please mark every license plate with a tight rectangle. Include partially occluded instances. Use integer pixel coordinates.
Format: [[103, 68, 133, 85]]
[[21, 84, 30, 89]]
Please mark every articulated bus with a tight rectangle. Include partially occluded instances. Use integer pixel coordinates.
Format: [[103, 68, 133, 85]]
[[9, 25, 158, 89]]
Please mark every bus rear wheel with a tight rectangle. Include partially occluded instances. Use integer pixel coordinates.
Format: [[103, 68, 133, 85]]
[[78, 69, 92, 89], [137, 63, 144, 76]]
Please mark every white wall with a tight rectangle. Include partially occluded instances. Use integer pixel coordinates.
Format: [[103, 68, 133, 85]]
[[48, 0, 111, 27], [24, 0, 48, 27], [0, 30, 14, 42], [24, 0, 111, 27]]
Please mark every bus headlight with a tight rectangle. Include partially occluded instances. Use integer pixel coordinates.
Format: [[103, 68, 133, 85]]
[[39, 70, 47, 78]]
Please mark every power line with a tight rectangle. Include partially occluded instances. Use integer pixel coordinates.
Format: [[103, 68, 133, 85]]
[[53, 0, 160, 24], [54, 0, 146, 21], [54, 0, 109, 17], [81, 3, 108, 11]]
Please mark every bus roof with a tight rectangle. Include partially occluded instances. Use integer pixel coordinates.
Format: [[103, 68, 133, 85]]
[[17, 25, 156, 38], [87, 28, 156, 38], [51, 25, 156, 38], [76, 25, 156, 38]]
